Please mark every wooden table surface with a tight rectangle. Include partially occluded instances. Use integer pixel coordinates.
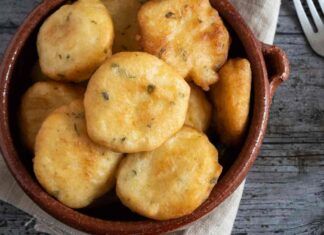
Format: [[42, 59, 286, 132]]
[[0, 0, 323, 234]]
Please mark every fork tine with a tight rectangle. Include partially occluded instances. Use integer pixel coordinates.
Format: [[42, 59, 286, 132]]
[[293, 0, 314, 35], [319, 0, 324, 14], [307, 0, 323, 30]]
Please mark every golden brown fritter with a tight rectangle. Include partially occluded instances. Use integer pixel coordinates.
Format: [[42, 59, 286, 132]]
[[138, 0, 230, 90], [116, 126, 222, 220], [210, 58, 252, 147], [185, 83, 212, 132], [102, 0, 142, 53], [34, 100, 123, 208], [37, 0, 114, 82], [19, 81, 84, 150], [84, 52, 190, 153]]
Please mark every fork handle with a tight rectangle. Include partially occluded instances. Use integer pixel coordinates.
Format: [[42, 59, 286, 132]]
[[261, 42, 290, 100]]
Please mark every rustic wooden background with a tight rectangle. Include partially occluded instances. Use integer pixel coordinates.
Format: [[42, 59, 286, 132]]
[[0, 0, 323, 234]]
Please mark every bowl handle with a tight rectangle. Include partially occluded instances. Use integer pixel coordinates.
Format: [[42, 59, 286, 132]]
[[261, 42, 290, 100]]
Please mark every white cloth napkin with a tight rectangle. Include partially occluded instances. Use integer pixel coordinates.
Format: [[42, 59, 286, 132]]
[[0, 0, 281, 234]]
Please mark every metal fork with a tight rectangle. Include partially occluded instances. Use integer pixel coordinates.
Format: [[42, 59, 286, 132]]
[[293, 0, 324, 57]]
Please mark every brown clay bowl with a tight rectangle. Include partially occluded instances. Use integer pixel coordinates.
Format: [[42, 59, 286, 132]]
[[0, 0, 290, 234]]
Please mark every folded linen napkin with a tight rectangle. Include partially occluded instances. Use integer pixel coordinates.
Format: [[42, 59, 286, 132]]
[[0, 0, 281, 234]]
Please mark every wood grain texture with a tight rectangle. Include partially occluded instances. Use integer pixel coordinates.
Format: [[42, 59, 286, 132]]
[[0, 201, 45, 234], [0, 0, 323, 234]]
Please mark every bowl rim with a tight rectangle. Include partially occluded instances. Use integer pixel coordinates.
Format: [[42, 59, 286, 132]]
[[0, 0, 270, 234]]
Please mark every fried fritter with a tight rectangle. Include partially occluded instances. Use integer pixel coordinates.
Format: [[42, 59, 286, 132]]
[[210, 58, 252, 146], [34, 100, 123, 209], [37, 0, 114, 82], [84, 52, 190, 153], [185, 83, 212, 132], [138, 0, 230, 90], [116, 126, 222, 220], [19, 81, 84, 150], [101, 0, 142, 52]]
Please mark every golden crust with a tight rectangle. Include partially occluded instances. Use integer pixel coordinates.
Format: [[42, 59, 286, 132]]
[[84, 52, 190, 153], [210, 58, 252, 146], [138, 0, 230, 90], [19, 81, 84, 150], [116, 126, 222, 220], [37, 0, 114, 82], [34, 100, 123, 209], [185, 83, 212, 132], [101, 0, 142, 53]]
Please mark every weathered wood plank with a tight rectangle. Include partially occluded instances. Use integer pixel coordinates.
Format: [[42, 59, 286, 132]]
[[280, 0, 296, 16], [0, 0, 42, 28], [0, 201, 45, 234]]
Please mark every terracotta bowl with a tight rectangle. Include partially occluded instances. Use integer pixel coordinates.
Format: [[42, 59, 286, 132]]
[[0, 0, 290, 234]]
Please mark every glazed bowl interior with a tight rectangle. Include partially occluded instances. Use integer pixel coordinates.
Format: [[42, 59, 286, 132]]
[[1, 0, 269, 233]]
